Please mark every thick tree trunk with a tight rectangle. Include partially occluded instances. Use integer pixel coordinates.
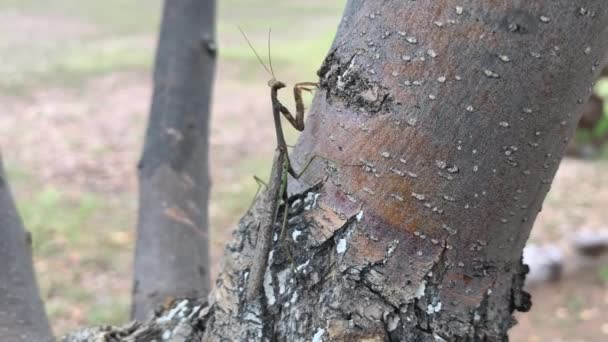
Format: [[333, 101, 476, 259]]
[[132, 0, 216, 320], [65, 0, 608, 341], [199, 0, 608, 340], [0, 156, 53, 342]]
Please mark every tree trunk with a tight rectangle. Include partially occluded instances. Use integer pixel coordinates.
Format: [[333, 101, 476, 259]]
[[0, 156, 53, 342], [132, 0, 216, 320], [199, 0, 608, 340]]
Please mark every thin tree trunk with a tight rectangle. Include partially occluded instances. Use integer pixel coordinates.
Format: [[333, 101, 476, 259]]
[[0, 155, 53, 342], [132, 0, 216, 320]]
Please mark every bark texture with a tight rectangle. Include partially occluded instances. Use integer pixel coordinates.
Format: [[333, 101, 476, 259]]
[[0, 156, 53, 342], [200, 0, 608, 341], [132, 0, 216, 320], [62, 298, 205, 342]]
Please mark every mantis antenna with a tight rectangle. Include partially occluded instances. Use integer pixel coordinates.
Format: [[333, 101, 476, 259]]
[[267, 28, 275, 78], [238, 26, 274, 78]]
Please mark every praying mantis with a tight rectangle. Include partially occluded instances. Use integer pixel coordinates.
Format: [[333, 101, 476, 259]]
[[239, 28, 320, 301]]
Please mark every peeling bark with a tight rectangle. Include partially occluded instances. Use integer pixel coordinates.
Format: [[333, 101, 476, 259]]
[[0, 156, 53, 342], [62, 299, 206, 342], [132, 0, 216, 320]]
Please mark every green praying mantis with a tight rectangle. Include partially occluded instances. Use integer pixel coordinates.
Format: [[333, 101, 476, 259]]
[[239, 28, 321, 301]]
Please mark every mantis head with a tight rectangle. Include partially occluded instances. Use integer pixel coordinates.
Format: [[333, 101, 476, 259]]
[[268, 78, 286, 89]]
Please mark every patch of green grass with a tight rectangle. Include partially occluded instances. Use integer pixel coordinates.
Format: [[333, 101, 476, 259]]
[[222, 29, 336, 82], [87, 296, 130, 326], [0, 0, 343, 91], [3, 162, 32, 184], [210, 155, 272, 238], [598, 265, 608, 284], [17, 187, 102, 257], [10, 178, 134, 333], [219, 0, 344, 28], [598, 145, 608, 160], [218, 0, 344, 83], [1, 37, 153, 94], [595, 79, 608, 98]]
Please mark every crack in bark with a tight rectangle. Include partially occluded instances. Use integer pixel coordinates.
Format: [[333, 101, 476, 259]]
[[318, 50, 394, 115]]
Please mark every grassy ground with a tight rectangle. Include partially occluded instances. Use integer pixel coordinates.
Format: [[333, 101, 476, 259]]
[[0, 1, 607, 340]]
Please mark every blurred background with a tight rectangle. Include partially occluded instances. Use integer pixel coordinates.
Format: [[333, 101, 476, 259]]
[[0, 0, 606, 340]]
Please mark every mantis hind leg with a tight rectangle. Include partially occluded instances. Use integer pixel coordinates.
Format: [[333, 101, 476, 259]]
[[247, 175, 268, 213], [288, 154, 344, 180]]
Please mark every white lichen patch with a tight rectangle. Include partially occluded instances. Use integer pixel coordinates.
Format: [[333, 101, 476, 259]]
[[337, 56, 357, 89], [356, 210, 364, 221], [390, 193, 404, 202], [263, 266, 276, 306], [412, 192, 426, 201], [405, 36, 418, 44], [415, 280, 426, 298], [277, 269, 290, 295], [290, 291, 299, 303], [434, 333, 448, 341], [387, 314, 401, 331], [157, 299, 189, 323], [296, 259, 310, 272], [498, 54, 511, 62], [292, 230, 302, 242], [386, 239, 400, 258], [584, 46, 592, 55], [312, 328, 326, 342], [243, 311, 263, 325], [188, 305, 201, 319], [305, 192, 321, 210], [336, 239, 347, 254], [483, 69, 499, 78], [390, 167, 405, 176]]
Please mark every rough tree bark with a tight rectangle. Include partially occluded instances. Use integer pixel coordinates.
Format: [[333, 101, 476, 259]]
[[0, 156, 53, 342], [200, 1, 608, 340], [64, 0, 608, 341], [132, 0, 216, 320]]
